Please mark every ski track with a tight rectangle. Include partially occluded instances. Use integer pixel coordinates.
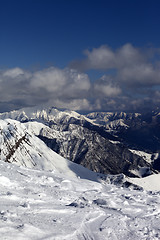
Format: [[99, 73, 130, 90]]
[[0, 161, 160, 239]]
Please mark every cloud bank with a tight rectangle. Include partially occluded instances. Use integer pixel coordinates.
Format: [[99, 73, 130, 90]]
[[1, 44, 160, 113], [0, 67, 92, 112]]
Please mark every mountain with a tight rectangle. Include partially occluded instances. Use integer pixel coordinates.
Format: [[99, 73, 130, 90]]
[[86, 111, 160, 153], [0, 118, 102, 182], [86, 110, 160, 171], [0, 117, 144, 190], [0, 106, 155, 177]]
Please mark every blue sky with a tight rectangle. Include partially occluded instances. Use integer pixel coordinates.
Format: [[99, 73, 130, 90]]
[[1, 0, 160, 69], [0, 0, 160, 112]]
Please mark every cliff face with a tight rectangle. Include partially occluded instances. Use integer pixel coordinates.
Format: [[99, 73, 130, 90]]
[[36, 122, 150, 177]]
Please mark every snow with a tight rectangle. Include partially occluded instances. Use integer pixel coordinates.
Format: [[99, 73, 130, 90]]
[[109, 140, 121, 144], [0, 161, 160, 239], [129, 149, 154, 164], [129, 173, 160, 191], [0, 105, 93, 126], [23, 121, 45, 135], [105, 119, 129, 130], [0, 106, 130, 134], [0, 119, 101, 182]]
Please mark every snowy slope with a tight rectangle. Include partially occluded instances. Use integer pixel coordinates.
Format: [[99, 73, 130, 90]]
[[0, 119, 101, 181], [129, 173, 160, 191], [0, 161, 160, 239], [129, 149, 154, 164]]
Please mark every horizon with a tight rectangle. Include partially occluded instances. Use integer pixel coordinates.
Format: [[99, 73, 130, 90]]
[[0, 102, 159, 115], [1, 0, 160, 113]]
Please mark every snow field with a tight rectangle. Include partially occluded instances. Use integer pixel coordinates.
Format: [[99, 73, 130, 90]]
[[0, 161, 160, 239]]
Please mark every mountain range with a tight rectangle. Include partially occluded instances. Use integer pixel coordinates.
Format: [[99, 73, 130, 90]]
[[0, 106, 159, 178]]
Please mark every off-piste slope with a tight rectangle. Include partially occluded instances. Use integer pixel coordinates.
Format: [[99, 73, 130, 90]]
[[0, 155, 160, 239], [0, 118, 100, 181]]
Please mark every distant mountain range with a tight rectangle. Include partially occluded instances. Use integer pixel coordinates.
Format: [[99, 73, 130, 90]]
[[86, 111, 160, 152], [0, 106, 159, 178]]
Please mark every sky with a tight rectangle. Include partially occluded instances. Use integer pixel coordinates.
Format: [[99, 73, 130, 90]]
[[0, 0, 160, 113]]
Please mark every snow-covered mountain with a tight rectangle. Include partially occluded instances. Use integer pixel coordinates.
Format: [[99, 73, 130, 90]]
[[0, 106, 154, 177], [86, 111, 135, 132], [86, 110, 160, 153], [0, 118, 103, 181], [0, 117, 144, 189]]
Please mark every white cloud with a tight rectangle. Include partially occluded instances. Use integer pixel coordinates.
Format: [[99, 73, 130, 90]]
[[0, 67, 92, 112], [93, 75, 121, 97], [94, 83, 121, 97], [71, 44, 160, 88], [31, 67, 90, 97], [3, 67, 24, 78], [31, 67, 66, 92], [71, 43, 145, 70], [84, 45, 116, 69], [118, 63, 160, 86], [52, 98, 92, 111], [3, 67, 31, 80], [116, 43, 144, 68]]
